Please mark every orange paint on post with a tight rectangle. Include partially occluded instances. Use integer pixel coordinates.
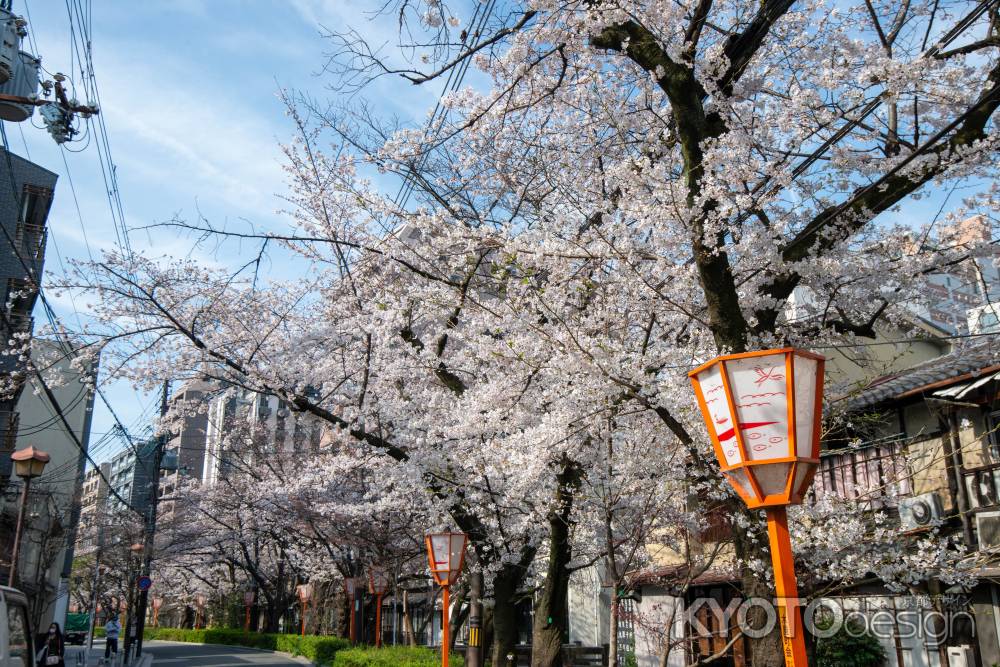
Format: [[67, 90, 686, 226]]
[[766, 507, 809, 667]]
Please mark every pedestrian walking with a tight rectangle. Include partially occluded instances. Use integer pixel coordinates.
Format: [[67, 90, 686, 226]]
[[36, 622, 65, 666], [103, 617, 121, 662]]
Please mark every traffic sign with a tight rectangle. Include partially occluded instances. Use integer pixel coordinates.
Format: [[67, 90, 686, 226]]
[[137, 575, 152, 591]]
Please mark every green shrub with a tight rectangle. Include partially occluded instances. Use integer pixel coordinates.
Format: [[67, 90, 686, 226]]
[[333, 646, 464, 667], [276, 634, 350, 662], [142, 627, 348, 664], [815, 620, 887, 667]]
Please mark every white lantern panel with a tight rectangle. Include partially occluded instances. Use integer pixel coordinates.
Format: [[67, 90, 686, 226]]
[[792, 463, 812, 497], [754, 462, 791, 497], [726, 468, 753, 499], [793, 356, 819, 459], [430, 534, 452, 571], [724, 354, 791, 461], [695, 364, 741, 466], [449, 534, 466, 573]]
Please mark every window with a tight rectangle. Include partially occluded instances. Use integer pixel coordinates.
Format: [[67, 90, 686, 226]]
[[813, 441, 912, 507], [7, 600, 31, 666]]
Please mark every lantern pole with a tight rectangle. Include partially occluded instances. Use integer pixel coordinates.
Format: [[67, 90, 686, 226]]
[[689, 349, 824, 667], [7, 475, 31, 587], [348, 584, 357, 645], [375, 591, 384, 648], [300, 598, 306, 638], [441, 584, 450, 667], [766, 506, 808, 667]]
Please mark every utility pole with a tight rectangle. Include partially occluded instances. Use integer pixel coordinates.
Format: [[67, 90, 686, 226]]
[[86, 526, 105, 649], [466, 571, 483, 667], [133, 380, 169, 659]]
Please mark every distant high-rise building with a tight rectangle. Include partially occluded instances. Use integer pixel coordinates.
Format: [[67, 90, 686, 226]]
[[108, 440, 159, 516], [157, 379, 214, 521], [202, 387, 323, 486], [0, 148, 56, 482], [922, 216, 1000, 334], [75, 462, 110, 554]]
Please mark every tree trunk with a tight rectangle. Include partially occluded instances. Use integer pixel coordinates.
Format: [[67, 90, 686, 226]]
[[449, 580, 469, 651], [608, 591, 619, 667], [402, 589, 417, 647], [731, 508, 784, 667], [531, 458, 581, 667], [467, 571, 484, 667], [491, 564, 522, 667], [264, 596, 282, 633]]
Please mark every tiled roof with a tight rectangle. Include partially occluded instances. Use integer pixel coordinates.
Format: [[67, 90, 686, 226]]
[[838, 339, 1000, 413], [630, 564, 739, 588]]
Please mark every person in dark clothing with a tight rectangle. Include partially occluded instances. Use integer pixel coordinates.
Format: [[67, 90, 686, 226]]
[[37, 623, 65, 667]]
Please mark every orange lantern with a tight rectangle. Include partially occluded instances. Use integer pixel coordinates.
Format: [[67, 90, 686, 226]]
[[689, 348, 824, 508], [369, 570, 391, 648], [295, 583, 313, 637], [425, 532, 467, 667], [425, 533, 466, 586], [689, 348, 825, 667], [151, 597, 163, 627]]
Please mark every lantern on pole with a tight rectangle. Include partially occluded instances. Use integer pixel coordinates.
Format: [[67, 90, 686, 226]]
[[426, 532, 467, 667], [296, 583, 313, 637], [7, 446, 50, 586], [243, 589, 255, 634], [194, 594, 207, 630], [689, 348, 824, 667], [151, 597, 163, 628], [369, 569, 391, 648]]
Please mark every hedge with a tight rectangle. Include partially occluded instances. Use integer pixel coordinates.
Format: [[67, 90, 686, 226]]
[[332, 646, 464, 667], [142, 627, 349, 664]]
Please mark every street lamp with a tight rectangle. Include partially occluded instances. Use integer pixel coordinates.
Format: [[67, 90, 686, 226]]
[[688, 348, 824, 667], [243, 589, 255, 634], [426, 532, 467, 667], [151, 597, 163, 627], [194, 594, 207, 630], [369, 569, 390, 648], [7, 446, 49, 586], [295, 583, 313, 638]]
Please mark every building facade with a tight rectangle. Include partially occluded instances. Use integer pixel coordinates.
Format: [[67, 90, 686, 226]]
[[75, 462, 110, 554], [6, 339, 97, 630], [0, 149, 56, 483]]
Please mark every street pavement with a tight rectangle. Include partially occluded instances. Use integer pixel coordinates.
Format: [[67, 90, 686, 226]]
[[65, 639, 310, 667]]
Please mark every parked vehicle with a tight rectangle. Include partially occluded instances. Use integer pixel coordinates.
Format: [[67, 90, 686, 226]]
[[0, 586, 35, 666], [63, 613, 88, 645]]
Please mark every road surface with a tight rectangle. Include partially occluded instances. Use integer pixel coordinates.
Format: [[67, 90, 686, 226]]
[[65, 640, 309, 666]]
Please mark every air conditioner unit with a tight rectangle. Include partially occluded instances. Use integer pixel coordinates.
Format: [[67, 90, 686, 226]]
[[947, 645, 973, 667], [965, 468, 1000, 509], [899, 493, 943, 531], [976, 511, 1000, 550]]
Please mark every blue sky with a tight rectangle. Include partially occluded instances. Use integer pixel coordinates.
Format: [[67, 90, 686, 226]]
[[14, 1, 449, 463]]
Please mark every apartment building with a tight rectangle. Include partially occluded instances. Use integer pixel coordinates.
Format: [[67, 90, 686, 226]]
[[75, 462, 110, 554], [0, 149, 56, 483]]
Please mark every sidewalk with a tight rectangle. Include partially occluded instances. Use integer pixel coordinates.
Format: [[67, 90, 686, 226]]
[[65, 640, 153, 667]]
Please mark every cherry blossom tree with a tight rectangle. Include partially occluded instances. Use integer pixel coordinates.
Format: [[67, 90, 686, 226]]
[[53, 0, 1000, 664]]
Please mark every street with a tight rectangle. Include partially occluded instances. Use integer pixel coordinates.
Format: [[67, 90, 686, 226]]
[[65, 641, 309, 667]]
